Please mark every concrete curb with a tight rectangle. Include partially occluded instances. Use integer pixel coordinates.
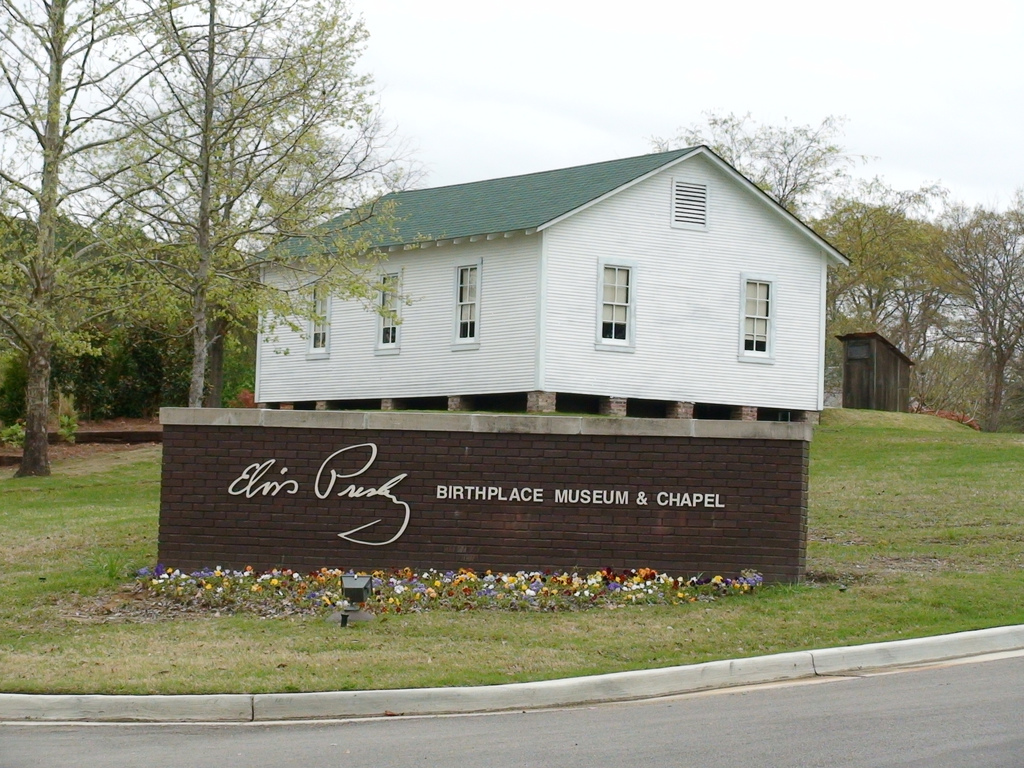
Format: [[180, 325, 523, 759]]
[[810, 624, 1024, 675], [252, 651, 815, 721], [3, 625, 1023, 723], [0, 694, 252, 722]]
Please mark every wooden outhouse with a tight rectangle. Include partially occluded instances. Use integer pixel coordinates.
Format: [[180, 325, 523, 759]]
[[837, 332, 914, 412]]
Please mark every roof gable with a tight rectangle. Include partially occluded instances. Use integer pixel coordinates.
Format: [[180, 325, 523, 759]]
[[304, 148, 699, 250], [276, 146, 848, 266]]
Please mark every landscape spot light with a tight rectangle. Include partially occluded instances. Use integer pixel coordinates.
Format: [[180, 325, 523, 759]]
[[343, 574, 373, 603], [331, 574, 374, 628]]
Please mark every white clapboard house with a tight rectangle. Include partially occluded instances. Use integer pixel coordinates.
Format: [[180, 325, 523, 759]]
[[256, 146, 848, 421]]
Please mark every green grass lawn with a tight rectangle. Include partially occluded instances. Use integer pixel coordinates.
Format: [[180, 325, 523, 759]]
[[2, 409, 1023, 695]]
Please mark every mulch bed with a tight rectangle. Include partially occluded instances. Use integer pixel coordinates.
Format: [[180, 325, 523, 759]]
[[0, 418, 162, 466]]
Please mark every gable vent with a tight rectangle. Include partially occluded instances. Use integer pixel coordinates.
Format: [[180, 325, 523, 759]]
[[672, 181, 708, 228]]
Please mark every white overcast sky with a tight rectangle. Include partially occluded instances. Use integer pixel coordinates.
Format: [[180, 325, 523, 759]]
[[352, 0, 1022, 210], [354, 0, 1024, 210]]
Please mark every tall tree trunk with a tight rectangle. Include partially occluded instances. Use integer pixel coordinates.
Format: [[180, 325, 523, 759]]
[[16, 341, 52, 477], [984, 354, 1009, 432], [188, 0, 217, 408], [203, 317, 227, 408], [188, 289, 208, 408], [17, 0, 67, 475]]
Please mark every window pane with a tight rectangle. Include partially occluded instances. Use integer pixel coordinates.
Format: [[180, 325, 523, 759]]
[[455, 266, 479, 341], [600, 265, 631, 343], [459, 268, 476, 300], [743, 281, 772, 354]]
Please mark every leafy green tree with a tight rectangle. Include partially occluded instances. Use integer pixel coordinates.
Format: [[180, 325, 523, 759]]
[[0, 351, 27, 425], [912, 341, 987, 424], [818, 180, 948, 361], [938, 195, 1024, 431], [52, 328, 191, 419], [113, 0, 407, 408], [0, 0, 161, 475]]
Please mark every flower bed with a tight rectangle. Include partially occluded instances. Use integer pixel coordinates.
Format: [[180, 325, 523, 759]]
[[137, 565, 763, 617]]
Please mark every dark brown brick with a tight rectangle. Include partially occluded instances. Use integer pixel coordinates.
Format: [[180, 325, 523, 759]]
[[158, 422, 809, 582]]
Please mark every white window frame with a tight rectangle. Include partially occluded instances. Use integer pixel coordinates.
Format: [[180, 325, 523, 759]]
[[738, 274, 775, 363], [307, 284, 331, 357], [375, 272, 401, 355], [595, 259, 636, 352], [670, 179, 709, 231], [452, 261, 481, 349]]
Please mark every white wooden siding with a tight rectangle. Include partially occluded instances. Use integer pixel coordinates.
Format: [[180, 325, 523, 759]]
[[540, 154, 828, 411], [256, 236, 540, 402]]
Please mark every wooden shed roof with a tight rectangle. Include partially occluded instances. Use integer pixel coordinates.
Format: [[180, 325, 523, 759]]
[[836, 331, 916, 366]]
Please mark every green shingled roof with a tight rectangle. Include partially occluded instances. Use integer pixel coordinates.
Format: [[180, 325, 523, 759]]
[[296, 147, 700, 253]]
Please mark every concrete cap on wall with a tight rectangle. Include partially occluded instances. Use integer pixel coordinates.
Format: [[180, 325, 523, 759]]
[[160, 408, 814, 442]]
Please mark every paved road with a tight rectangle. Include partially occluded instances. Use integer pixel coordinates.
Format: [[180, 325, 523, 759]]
[[4, 654, 1023, 768]]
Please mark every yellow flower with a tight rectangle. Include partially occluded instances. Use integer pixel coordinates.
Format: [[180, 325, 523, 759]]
[[270, 578, 279, 586], [204, 583, 213, 590], [711, 575, 723, 585]]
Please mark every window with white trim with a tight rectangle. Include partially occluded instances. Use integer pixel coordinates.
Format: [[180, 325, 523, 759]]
[[742, 279, 772, 355], [378, 272, 399, 349], [596, 264, 634, 350], [309, 284, 329, 354], [601, 266, 630, 341], [455, 264, 479, 343]]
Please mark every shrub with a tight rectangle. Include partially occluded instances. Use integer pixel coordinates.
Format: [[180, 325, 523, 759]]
[[0, 353, 27, 426], [1, 421, 25, 448], [57, 412, 78, 444]]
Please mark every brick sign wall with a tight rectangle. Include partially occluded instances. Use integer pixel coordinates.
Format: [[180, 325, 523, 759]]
[[159, 410, 811, 582]]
